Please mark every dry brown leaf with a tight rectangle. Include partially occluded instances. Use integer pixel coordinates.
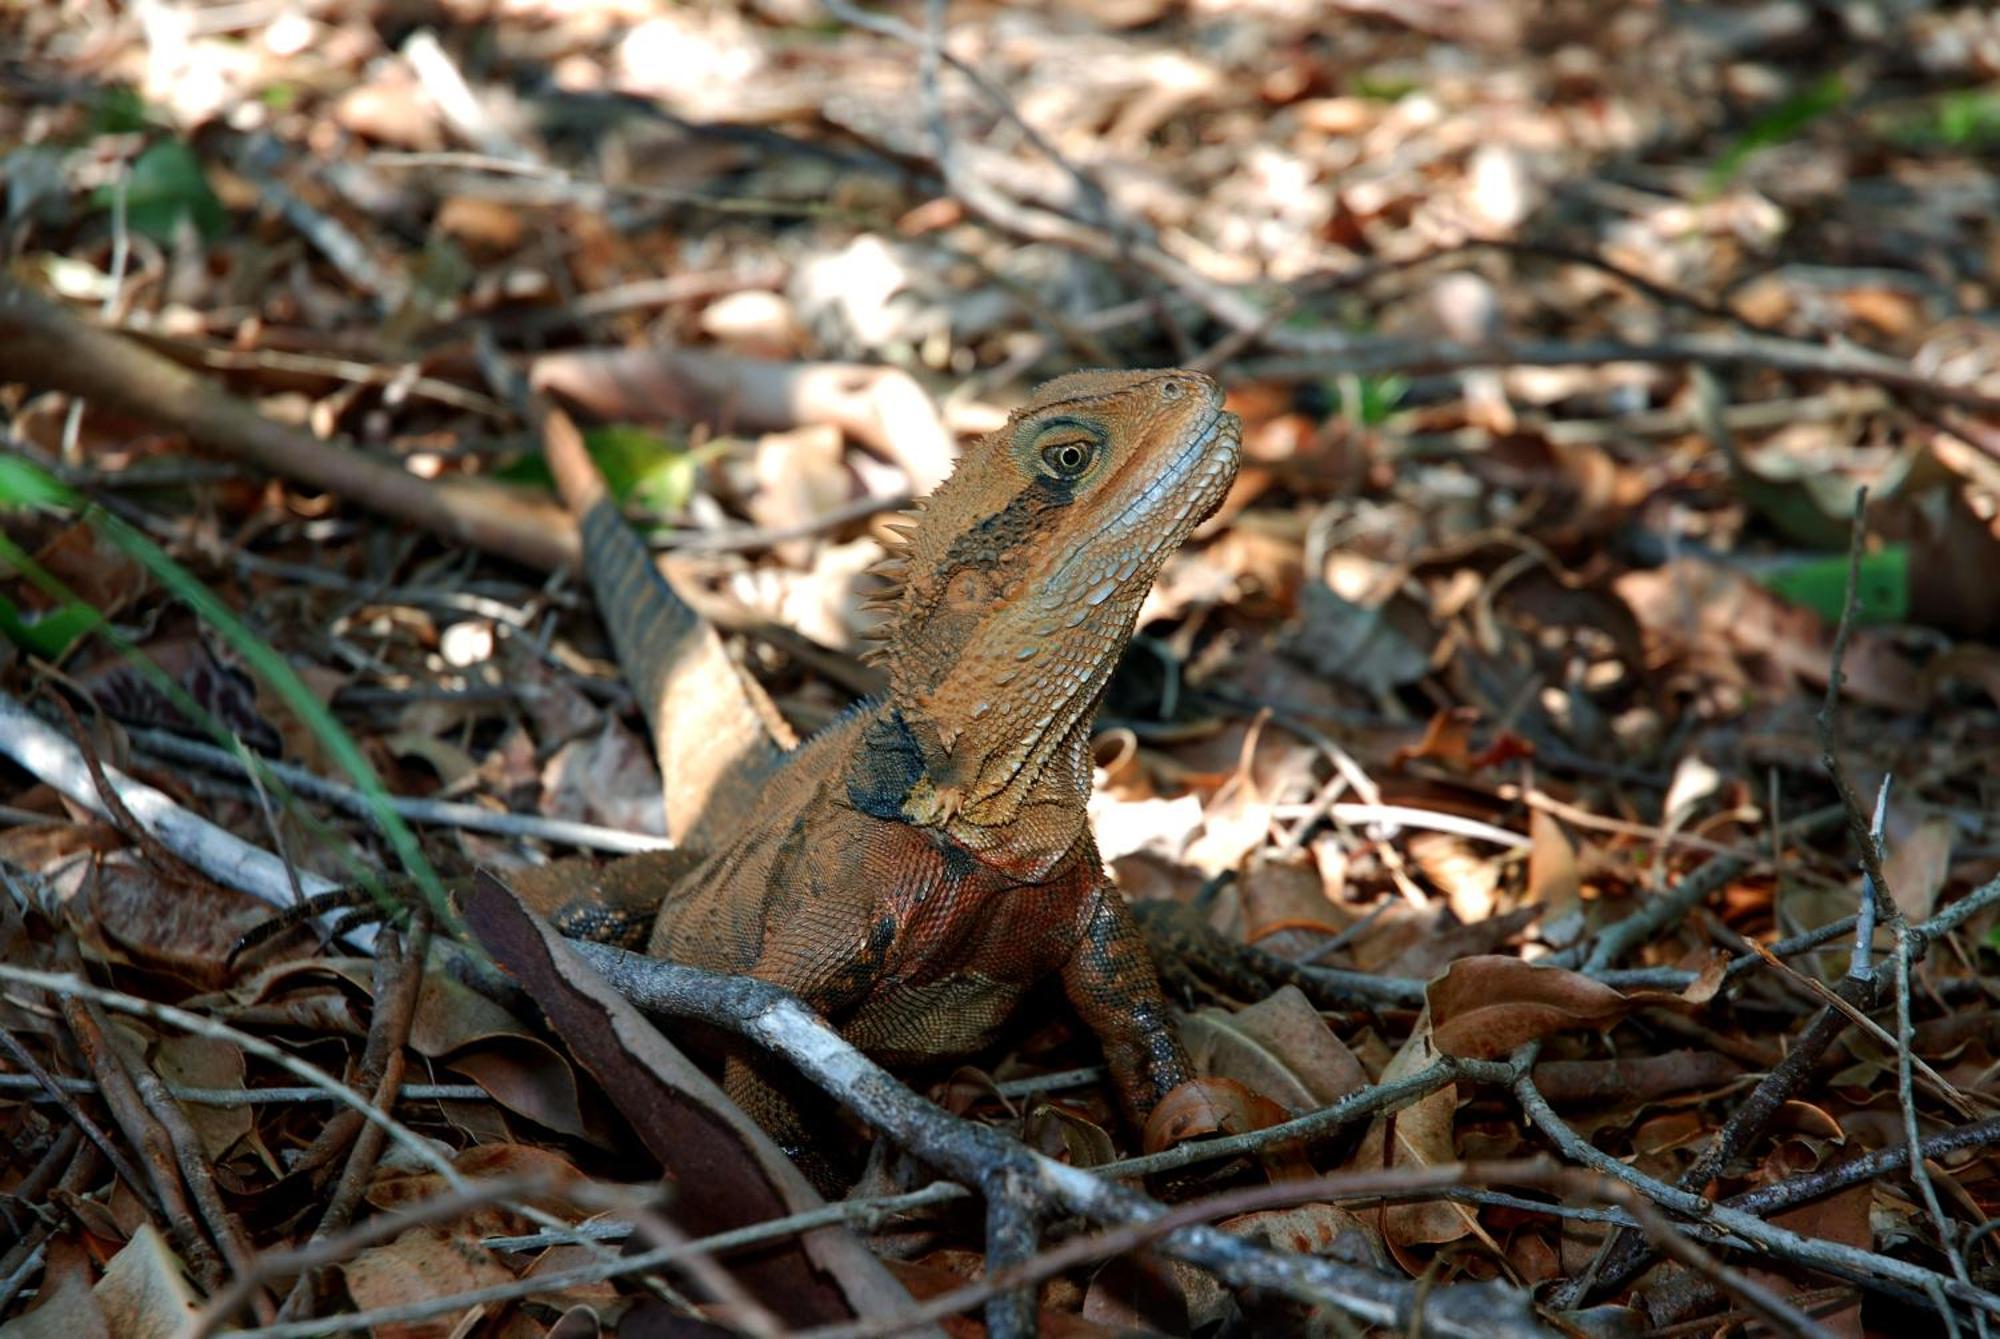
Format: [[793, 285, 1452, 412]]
[[1882, 814, 1953, 921], [1024, 1104, 1118, 1169], [1080, 1252, 1190, 1337], [151, 1035, 250, 1162], [93, 1224, 197, 1339], [1181, 986, 1368, 1115], [340, 1223, 517, 1339], [1141, 1075, 1286, 1154], [1, 1241, 108, 1339], [83, 862, 285, 989], [1238, 849, 1342, 936], [538, 720, 666, 837], [1429, 957, 1642, 1059], [1285, 583, 1435, 695], [1348, 1026, 1487, 1250], [1406, 830, 1500, 923], [1218, 1202, 1381, 1268], [530, 348, 955, 494], [1525, 808, 1583, 944]]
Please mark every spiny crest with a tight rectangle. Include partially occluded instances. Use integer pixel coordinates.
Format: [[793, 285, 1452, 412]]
[[851, 414, 1027, 667], [859, 498, 924, 600], [855, 498, 925, 666]]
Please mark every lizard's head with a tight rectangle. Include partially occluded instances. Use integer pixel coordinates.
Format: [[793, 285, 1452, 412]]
[[878, 368, 1239, 830]]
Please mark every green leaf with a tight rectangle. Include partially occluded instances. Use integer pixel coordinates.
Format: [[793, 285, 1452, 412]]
[[499, 425, 705, 517], [0, 593, 96, 659], [1880, 86, 2000, 149], [98, 139, 227, 244], [586, 425, 698, 514], [1757, 545, 1909, 625], [1351, 71, 1420, 103], [0, 454, 81, 510], [90, 85, 152, 135], [1708, 73, 1848, 189], [1319, 373, 1408, 428], [1935, 86, 2000, 145]]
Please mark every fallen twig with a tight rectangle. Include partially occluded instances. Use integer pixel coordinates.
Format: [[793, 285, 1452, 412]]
[[0, 281, 578, 572], [126, 727, 670, 855], [0, 693, 363, 942], [1243, 332, 2000, 414], [275, 918, 431, 1320], [1516, 1074, 2000, 1323]]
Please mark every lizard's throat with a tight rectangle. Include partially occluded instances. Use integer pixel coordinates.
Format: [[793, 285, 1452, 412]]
[[896, 660, 1111, 829]]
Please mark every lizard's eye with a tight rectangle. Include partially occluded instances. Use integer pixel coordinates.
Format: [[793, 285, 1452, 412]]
[[1039, 436, 1096, 479]]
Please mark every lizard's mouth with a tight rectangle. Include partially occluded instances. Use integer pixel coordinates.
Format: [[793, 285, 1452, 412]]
[[1189, 405, 1242, 523], [1119, 403, 1236, 529]]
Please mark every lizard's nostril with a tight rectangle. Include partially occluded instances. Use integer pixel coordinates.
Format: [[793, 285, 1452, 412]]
[[1160, 379, 1183, 400]]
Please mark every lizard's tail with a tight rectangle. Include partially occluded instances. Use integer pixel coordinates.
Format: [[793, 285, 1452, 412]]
[[539, 401, 794, 841]]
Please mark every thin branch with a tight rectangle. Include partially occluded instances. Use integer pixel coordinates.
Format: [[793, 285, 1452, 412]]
[[1571, 804, 1846, 973], [1814, 486, 1895, 940], [0, 693, 365, 944], [1896, 926, 1989, 1339], [213, 1182, 963, 1339], [127, 727, 670, 855], [0, 1074, 489, 1106], [1242, 334, 2000, 413], [0, 962, 618, 1288], [0, 281, 577, 573], [276, 917, 432, 1320], [551, 929, 1542, 1338], [0, 1026, 153, 1216], [1515, 1074, 2000, 1322]]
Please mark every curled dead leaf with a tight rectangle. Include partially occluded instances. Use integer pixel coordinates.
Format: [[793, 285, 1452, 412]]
[[1427, 955, 1719, 1060], [1141, 1075, 1288, 1154], [1180, 985, 1368, 1115]]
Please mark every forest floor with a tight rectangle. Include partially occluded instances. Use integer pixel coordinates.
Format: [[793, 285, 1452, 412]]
[[2, 2, 1999, 1335]]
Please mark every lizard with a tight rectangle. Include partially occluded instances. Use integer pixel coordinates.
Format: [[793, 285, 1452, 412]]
[[498, 369, 1241, 1158]]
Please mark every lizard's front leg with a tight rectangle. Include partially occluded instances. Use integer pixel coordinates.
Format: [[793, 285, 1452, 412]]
[[1061, 883, 1192, 1127]]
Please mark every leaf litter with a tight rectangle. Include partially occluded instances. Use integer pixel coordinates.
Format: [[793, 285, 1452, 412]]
[[2, 1, 1999, 1335]]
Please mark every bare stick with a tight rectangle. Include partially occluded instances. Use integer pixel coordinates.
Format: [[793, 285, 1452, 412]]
[[0, 1026, 152, 1215], [0, 962, 615, 1278], [1576, 871, 2000, 1302], [1815, 487, 1895, 936], [61, 990, 224, 1286], [0, 281, 577, 573], [275, 918, 430, 1320], [0, 694, 364, 944], [1895, 926, 1988, 1338], [1515, 1075, 2000, 1322], [0, 1074, 488, 1106], [126, 727, 670, 855]]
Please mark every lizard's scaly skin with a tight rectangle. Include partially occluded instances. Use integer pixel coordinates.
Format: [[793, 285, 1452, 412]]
[[549, 369, 1240, 1143]]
